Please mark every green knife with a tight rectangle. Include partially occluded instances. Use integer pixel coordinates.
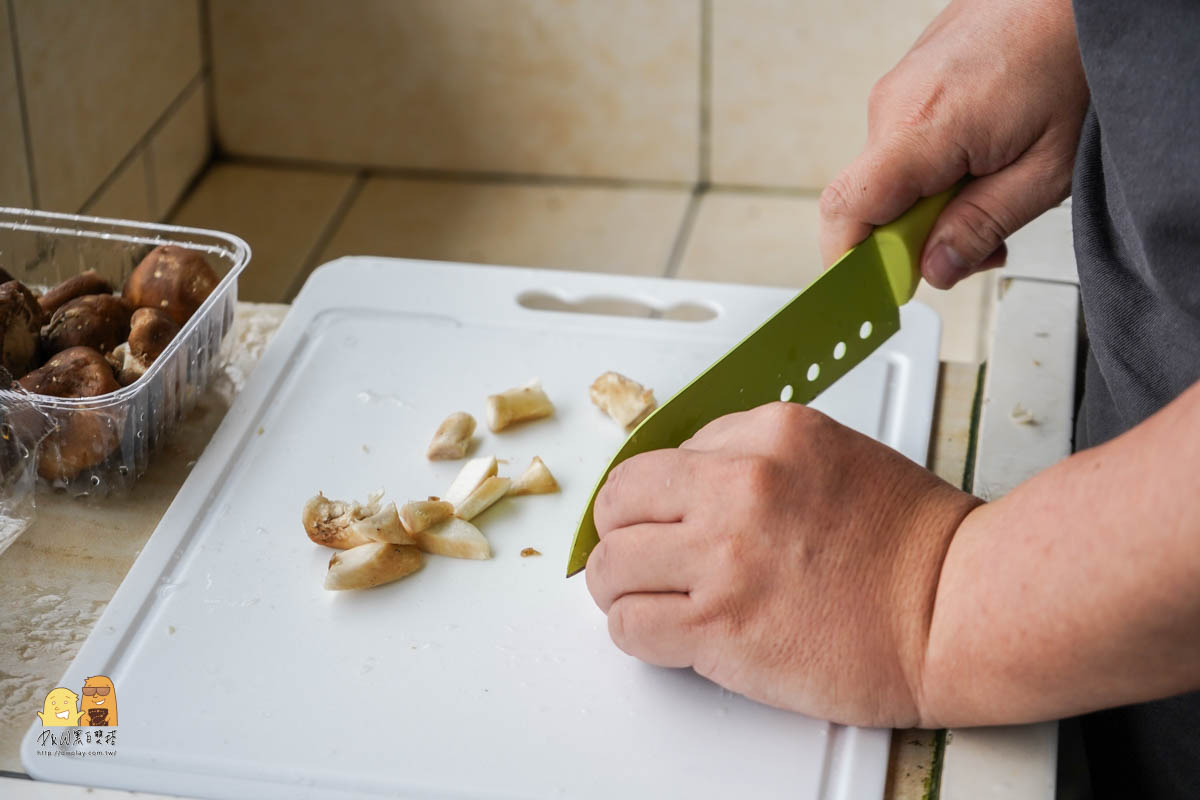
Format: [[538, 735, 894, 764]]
[[566, 187, 959, 577]]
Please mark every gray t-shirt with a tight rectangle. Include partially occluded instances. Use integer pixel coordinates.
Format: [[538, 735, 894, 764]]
[[1071, 0, 1199, 795]]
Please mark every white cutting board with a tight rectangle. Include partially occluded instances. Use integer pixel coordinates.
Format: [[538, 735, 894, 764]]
[[23, 258, 941, 799]]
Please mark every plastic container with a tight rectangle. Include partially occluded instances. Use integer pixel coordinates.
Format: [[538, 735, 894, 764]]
[[0, 208, 250, 496]]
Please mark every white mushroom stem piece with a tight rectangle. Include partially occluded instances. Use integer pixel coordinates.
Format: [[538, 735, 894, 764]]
[[444, 456, 498, 507], [415, 517, 491, 560], [455, 476, 511, 521], [426, 411, 476, 460], [508, 456, 559, 496], [324, 543, 423, 590], [353, 501, 413, 545], [399, 499, 454, 533], [589, 371, 657, 429], [485, 380, 554, 432], [303, 490, 411, 548]]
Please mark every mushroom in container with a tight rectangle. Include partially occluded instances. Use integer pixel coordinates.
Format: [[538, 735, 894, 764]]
[[123, 245, 219, 326], [0, 280, 42, 378], [107, 308, 180, 386], [40, 294, 132, 357], [17, 346, 123, 482], [37, 270, 114, 317]]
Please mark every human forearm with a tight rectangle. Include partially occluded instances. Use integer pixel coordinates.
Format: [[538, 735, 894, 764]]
[[919, 379, 1200, 728]]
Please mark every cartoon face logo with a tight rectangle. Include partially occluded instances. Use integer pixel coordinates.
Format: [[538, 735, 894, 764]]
[[80, 676, 117, 727], [37, 688, 83, 727]]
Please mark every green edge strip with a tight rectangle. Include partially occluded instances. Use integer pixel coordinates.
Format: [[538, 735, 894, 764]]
[[927, 362, 987, 798], [961, 361, 987, 494], [923, 728, 948, 800]]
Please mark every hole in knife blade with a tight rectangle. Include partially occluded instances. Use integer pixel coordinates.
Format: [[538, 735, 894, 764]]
[[833, 341, 846, 360], [806, 364, 820, 381], [780, 384, 794, 402], [859, 321, 873, 339]]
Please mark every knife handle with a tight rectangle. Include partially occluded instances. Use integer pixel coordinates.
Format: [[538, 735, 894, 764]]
[[873, 183, 963, 306]]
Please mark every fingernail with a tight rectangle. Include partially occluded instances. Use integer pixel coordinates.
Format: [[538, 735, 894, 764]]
[[924, 243, 967, 288]]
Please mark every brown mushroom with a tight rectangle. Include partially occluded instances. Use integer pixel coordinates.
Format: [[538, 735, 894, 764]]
[[108, 307, 180, 385], [37, 270, 114, 317], [18, 346, 122, 482], [123, 245, 219, 326], [0, 280, 42, 378], [41, 294, 132, 357], [0, 267, 13, 284]]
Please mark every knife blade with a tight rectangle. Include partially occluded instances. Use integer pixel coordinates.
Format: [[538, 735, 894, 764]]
[[565, 188, 958, 577]]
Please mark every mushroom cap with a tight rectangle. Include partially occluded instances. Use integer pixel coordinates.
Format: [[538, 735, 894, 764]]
[[126, 306, 180, 364], [18, 346, 120, 398], [123, 245, 219, 326], [0, 267, 13, 284], [41, 294, 132, 357], [37, 270, 114, 317], [0, 280, 43, 378], [17, 346, 122, 482]]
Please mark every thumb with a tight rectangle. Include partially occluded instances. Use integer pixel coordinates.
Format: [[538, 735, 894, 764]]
[[921, 147, 1072, 289]]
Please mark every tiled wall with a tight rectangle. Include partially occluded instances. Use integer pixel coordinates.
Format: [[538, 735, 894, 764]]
[[0, 0, 210, 218], [208, 0, 943, 190]]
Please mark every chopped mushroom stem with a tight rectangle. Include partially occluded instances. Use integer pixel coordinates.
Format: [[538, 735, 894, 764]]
[[444, 456, 498, 507], [303, 490, 409, 549], [589, 371, 657, 429], [354, 501, 413, 545], [324, 543, 423, 590], [455, 476, 511, 520], [426, 411, 476, 460], [415, 517, 491, 560], [399, 499, 454, 533], [508, 456, 559, 496], [485, 380, 554, 432]]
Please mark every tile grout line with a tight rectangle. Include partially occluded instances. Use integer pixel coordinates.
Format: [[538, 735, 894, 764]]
[[196, 0, 220, 159], [77, 72, 206, 215], [143, 136, 160, 218], [6, 0, 39, 208], [281, 171, 367, 302], [216, 153, 694, 193], [698, 0, 712, 186], [662, 187, 705, 280], [214, 153, 826, 200]]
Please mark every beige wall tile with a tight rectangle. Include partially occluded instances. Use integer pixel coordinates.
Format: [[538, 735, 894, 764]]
[[710, 0, 943, 189], [81, 151, 153, 221], [210, 0, 699, 182], [148, 81, 210, 218], [170, 163, 356, 303], [0, 8, 31, 207], [677, 191, 824, 288], [677, 191, 993, 363], [317, 178, 691, 286], [13, 0, 202, 212]]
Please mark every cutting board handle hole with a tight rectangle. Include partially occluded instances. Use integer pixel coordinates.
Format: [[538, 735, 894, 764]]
[[517, 291, 718, 322]]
